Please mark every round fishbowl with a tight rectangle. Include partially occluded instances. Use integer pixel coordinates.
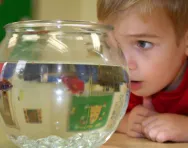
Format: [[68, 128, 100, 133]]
[[0, 20, 130, 148]]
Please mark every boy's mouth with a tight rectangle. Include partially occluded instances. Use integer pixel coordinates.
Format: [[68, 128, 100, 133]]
[[131, 80, 140, 83], [130, 80, 142, 90]]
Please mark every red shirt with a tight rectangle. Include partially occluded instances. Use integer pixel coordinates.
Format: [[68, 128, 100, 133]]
[[127, 66, 188, 115], [0, 64, 3, 72]]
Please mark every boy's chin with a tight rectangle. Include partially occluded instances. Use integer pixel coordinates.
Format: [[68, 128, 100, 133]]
[[131, 90, 153, 97]]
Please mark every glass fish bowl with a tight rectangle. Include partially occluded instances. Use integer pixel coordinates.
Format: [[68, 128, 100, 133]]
[[0, 20, 130, 148]]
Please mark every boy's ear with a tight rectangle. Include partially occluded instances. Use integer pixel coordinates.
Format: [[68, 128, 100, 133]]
[[184, 30, 188, 56]]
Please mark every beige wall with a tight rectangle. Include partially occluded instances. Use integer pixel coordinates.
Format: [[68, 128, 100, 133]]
[[35, 0, 97, 21], [80, 0, 97, 21]]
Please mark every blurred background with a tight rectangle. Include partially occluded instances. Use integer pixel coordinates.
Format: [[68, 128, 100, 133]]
[[0, 0, 97, 41]]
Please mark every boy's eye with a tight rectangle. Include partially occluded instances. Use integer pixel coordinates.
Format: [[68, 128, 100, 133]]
[[137, 40, 153, 49]]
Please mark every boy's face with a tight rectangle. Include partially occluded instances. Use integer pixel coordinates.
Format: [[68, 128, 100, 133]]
[[105, 8, 188, 97]]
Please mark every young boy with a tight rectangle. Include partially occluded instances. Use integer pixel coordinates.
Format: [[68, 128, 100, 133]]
[[97, 0, 188, 143]]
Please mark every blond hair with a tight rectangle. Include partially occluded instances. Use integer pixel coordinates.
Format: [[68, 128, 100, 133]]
[[97, 0, 188, 38]]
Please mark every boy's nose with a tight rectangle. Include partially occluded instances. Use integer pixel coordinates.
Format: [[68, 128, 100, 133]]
[[127, 61, 137, 70], [123, 50, 137, 71]]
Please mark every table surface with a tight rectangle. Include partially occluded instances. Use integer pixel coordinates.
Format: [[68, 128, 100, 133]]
[[102, 133, 188, 148], [0, 129, 187, 148]]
